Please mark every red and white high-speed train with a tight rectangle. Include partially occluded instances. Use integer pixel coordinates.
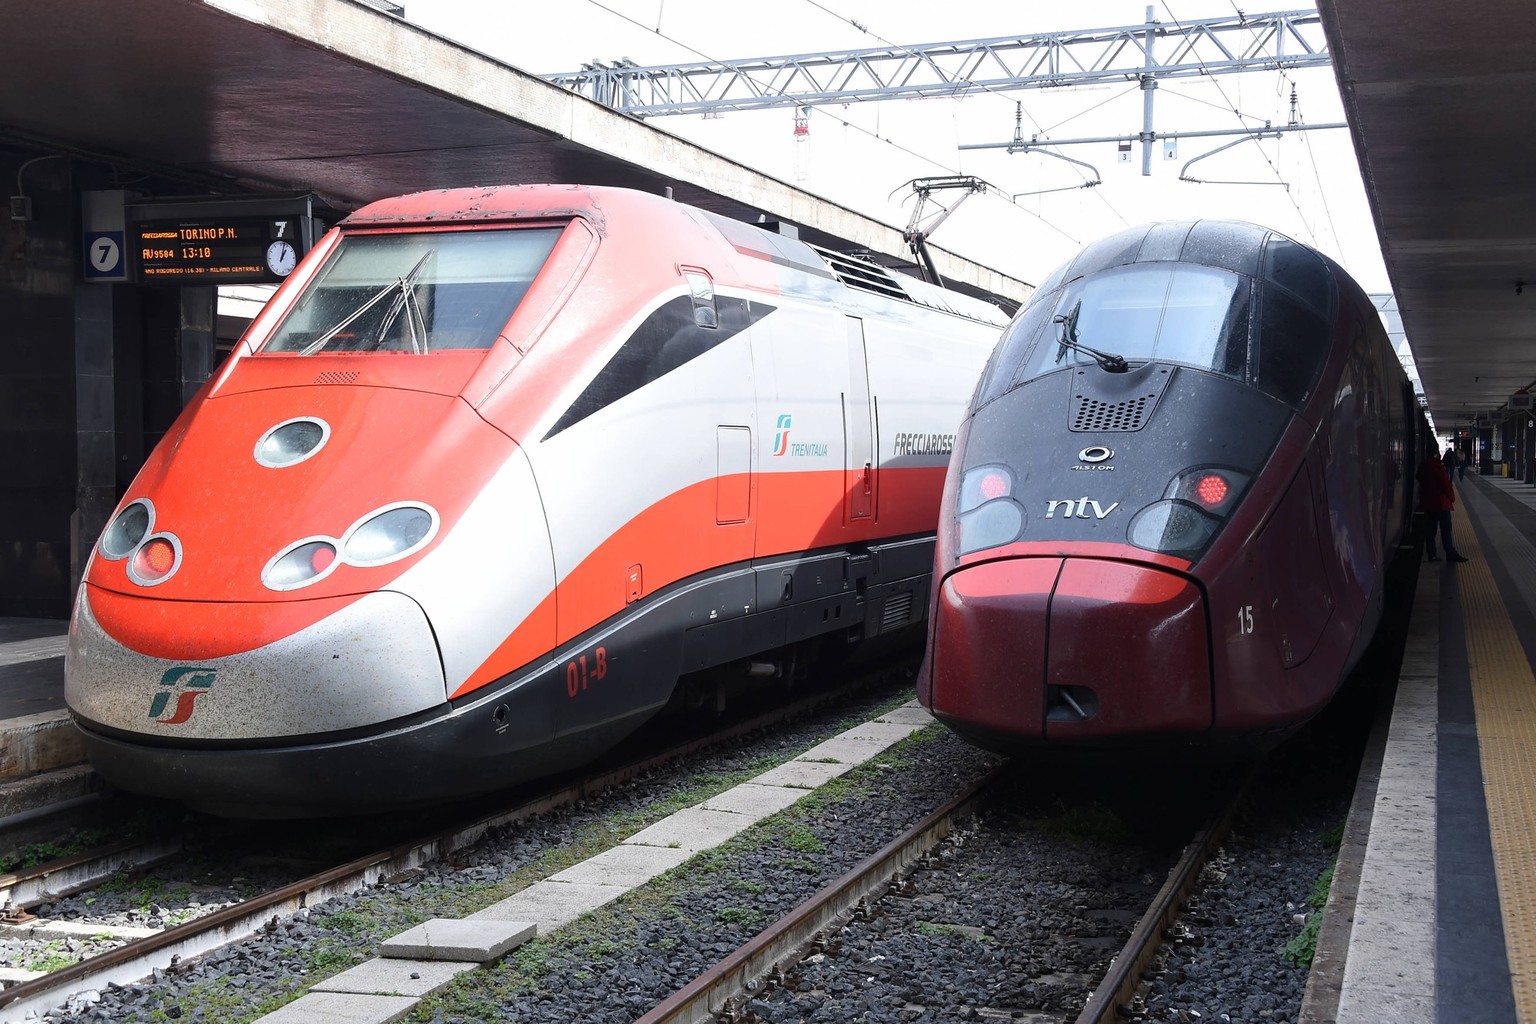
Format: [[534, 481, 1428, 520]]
[[919, 220, 1425, 754], [65, 184, 1008, 815]]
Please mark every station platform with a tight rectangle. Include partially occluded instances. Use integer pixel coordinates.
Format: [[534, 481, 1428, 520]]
[[0, 617, 94, 822], [1305, 471, 1536, 1024], [0, 617, 67, 721], [0, 617, 87, 823]]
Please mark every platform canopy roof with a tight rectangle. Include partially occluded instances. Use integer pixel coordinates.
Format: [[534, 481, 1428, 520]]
[[1318, 0, 1536, 432], [6, 0, 1532, 427], [0, 0, 1027, 306]]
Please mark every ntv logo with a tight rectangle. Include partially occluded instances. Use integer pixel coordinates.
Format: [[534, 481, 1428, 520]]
[[1044, 497, 1120, 519]]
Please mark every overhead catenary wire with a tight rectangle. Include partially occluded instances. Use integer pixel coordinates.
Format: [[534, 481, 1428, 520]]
[[556, 1, 1351, 270], [570, 0, 1109, 243], [1157, 0, 1320, 246], [794, 0, 1129, 233], [572, 0, 991, 185]]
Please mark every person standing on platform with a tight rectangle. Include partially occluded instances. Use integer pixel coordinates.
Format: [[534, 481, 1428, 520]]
[[1419, 448, 1468, 562]]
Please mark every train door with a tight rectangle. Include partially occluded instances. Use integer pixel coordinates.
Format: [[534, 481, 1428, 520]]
[[845, 316, 875, 523]]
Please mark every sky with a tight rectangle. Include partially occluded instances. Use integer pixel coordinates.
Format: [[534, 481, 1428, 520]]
[[404, 0, 1387, 294]]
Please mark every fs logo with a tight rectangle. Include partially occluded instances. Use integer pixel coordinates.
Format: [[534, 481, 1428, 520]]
[[771, 414, 792, 457], [148, 666, 216, 725]]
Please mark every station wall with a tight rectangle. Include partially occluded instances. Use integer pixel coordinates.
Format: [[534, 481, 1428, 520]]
[[1, 145, 217, 619]]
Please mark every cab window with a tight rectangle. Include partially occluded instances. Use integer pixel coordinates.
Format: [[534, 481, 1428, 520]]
[[261, 227, 563, 354], [1011, 263, 1251, 384]]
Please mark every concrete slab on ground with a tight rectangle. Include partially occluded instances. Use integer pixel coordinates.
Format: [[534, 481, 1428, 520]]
[[793, 731, 910, 765], [700, 782, 805, 819], [624, 805, 758, 853], [469, 879, 629, 930], [254, 991, 417, 1024], [550, 843, 692, 887], [315, 957, 478, 997], [380, 918, 536, 962], [750, 759, 853, 789], [874, 703, 935, 726]]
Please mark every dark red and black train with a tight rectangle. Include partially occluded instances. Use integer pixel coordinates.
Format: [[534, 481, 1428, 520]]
[[918, 219, 1427, 752]]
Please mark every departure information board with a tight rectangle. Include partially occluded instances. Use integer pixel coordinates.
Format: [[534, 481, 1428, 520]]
[[132, 216, 302, 284], [122, 195, 322, 286]]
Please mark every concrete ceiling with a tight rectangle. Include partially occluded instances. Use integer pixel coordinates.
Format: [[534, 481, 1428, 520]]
[[1318, 0, 1536, 432], [0, 0, 1027, 305]]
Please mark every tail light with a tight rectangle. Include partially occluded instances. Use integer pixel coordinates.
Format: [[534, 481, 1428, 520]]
[[1127, 466, 1249, 561], [128, 535, 182, 586], [955, 465, 1024, 556]]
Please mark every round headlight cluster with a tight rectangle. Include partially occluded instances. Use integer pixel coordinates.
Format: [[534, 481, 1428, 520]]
[[262, 503, 439, 591], [954, 465, 1025, 556], [1127, 466, 1250, 561], [98, 499, 183, 586]]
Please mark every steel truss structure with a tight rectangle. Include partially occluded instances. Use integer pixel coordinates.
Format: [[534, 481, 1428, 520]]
[[544, 10, 1329, 119]]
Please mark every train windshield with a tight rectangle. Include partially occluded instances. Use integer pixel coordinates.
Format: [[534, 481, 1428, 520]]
[[1025, 264, 1250, 380], [261, 227, 563, 354], [981, 263, 1253, 403]]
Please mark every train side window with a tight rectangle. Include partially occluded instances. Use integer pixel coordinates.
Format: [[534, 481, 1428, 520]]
[[682, 268, 719, 328], [1263, 236, 1335, 319], [1254, 284, 1330, 406], [974, 286, 1061, 405]]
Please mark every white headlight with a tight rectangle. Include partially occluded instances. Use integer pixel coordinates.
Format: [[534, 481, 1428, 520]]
[[255, 418, 330, 468], [100, 500, 153, 560], [264, 539, 340, 590], [342, 505, 438, 566]]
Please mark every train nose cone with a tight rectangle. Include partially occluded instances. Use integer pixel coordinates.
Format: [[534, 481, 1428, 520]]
[[66, 585, 448, 742], [928, 557, 1211, 746]]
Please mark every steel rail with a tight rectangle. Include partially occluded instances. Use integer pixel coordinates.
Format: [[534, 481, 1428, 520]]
[[1, 828, 225, 912], [634, 763, 1010, 1024], [1073, 773, 1252, 1024]]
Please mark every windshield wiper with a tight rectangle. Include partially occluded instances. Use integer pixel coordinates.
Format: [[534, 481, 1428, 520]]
[[377, 257, 431, 355], [1053, 300, 1129, 373], [300, 252, 433, 356]]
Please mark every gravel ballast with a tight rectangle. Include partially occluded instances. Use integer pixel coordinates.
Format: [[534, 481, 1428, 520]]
[[25, 677, 1367, 1024]]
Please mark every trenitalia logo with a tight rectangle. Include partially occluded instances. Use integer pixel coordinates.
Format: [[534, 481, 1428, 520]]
[[770, 412, 830, 458], [772, 414, 792, 457], [148, 666, 216, 725]]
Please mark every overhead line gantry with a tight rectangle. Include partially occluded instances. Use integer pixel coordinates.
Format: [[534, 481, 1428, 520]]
[[544, 9, 1330, 121]]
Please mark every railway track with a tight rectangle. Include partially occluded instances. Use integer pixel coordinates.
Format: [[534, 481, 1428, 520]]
[[0, 666, 920, 1022], [635, 765, 1245, 1024], [4, 664, 1371, 1024]]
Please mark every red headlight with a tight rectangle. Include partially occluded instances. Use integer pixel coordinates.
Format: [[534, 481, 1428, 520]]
[[129, 535, 181, 585], [1192, 473, 1230, 508]]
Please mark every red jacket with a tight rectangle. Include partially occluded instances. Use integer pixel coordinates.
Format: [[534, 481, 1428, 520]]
[[1418, 455, 1455, 513]]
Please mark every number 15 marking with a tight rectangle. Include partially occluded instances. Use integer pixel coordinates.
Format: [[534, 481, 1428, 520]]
[[1237, 605, 1254, 635]]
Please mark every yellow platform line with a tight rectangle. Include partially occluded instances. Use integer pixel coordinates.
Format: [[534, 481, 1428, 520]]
[[1453, 498, 1536, 1023]]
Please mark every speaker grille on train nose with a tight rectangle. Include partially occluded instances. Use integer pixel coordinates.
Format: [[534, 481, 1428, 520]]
[[1068, 365, 1171, 432], [315, 371, 361, 385], [1072, 395, 1154, 431]]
